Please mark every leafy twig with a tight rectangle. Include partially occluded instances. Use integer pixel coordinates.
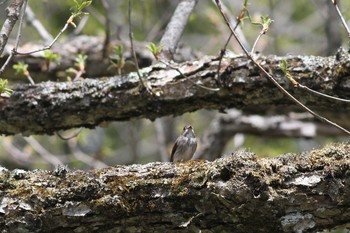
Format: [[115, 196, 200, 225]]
[[13, 61, 35, 85], [146, 42, 163, 61], [66, 54, 87, 81], [14, 0, 92, 56], [0, 0, 92, 76], [251, 15, 273, 54], [215, 0, 249, 82], [109, 45, 125, 75]]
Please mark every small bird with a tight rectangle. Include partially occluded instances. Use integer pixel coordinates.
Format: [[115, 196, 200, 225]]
[[170, 125, 197, 162]]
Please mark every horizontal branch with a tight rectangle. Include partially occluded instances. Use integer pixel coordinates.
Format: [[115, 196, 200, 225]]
[[196, 111, 347, 160], [1, 48, 350, 135], [0, 143, 349, 232]]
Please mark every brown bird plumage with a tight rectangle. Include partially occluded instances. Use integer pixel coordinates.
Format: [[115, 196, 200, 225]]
[[170, 125, 197, 162]]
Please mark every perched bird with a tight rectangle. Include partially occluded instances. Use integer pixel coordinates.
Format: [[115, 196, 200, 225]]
[[170, 125, 197, 162]]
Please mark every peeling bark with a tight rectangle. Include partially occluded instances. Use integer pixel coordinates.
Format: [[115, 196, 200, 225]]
[[1, 48, 350, 135], [0, 143, 349, 232]]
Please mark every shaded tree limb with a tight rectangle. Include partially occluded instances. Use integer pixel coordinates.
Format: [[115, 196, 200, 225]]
[[1, 48, 350, 135], [195, 110, 347, 161], [0, 143, 350, 232]]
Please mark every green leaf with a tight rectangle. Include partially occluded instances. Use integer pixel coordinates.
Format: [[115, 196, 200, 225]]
[[280, 59, 298, 86], [43, 50, 61, 62], [13, 61, 28, 75], [113, 45, 124, 58], [0, 79, 13, 96], [146, 42, 163, 59], [260, 15, 274, 32], [75, 54, 88, 64], [279, 59, 287, 74], [70, 0, 92, 17]]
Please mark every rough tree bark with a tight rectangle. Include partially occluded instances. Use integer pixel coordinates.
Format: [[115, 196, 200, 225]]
[[0, 143, 349, 233], [1, 47, 350, 135]]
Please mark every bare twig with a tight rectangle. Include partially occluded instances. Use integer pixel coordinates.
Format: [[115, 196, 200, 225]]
[[216, 33, 233, 82], [0, 0, 26, 74], [281, 60, 350, 103], [215, 0, 350, 135], [0, 1, 80, 75], [101, 0, 110, 58], [215, 0, 248, 82], [159, 60, 219, 92], [14, 16, 74, 56], [251, 32, 264, 54], [299, 84, 350, 103], [14, 0, 26, 50], [12, 0, 92, 57], [56, 128, 83, 140], [331, 0, 350, 39], [26, 71, 35, 85], [128, 0, 151, 93]]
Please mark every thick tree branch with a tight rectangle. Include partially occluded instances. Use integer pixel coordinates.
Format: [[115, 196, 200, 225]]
[[0, 143, 349, 232], [1, 48, 350, 135], [159, 0, 198, 60]]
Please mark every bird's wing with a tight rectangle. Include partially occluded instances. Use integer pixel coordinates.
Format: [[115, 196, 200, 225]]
[[170, 138, 179, 162], [191, 138, 197, 155]]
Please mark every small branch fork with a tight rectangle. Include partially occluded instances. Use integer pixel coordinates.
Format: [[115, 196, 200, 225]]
[[214, 0, 350, 135], [0, 1, 92, 76]]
